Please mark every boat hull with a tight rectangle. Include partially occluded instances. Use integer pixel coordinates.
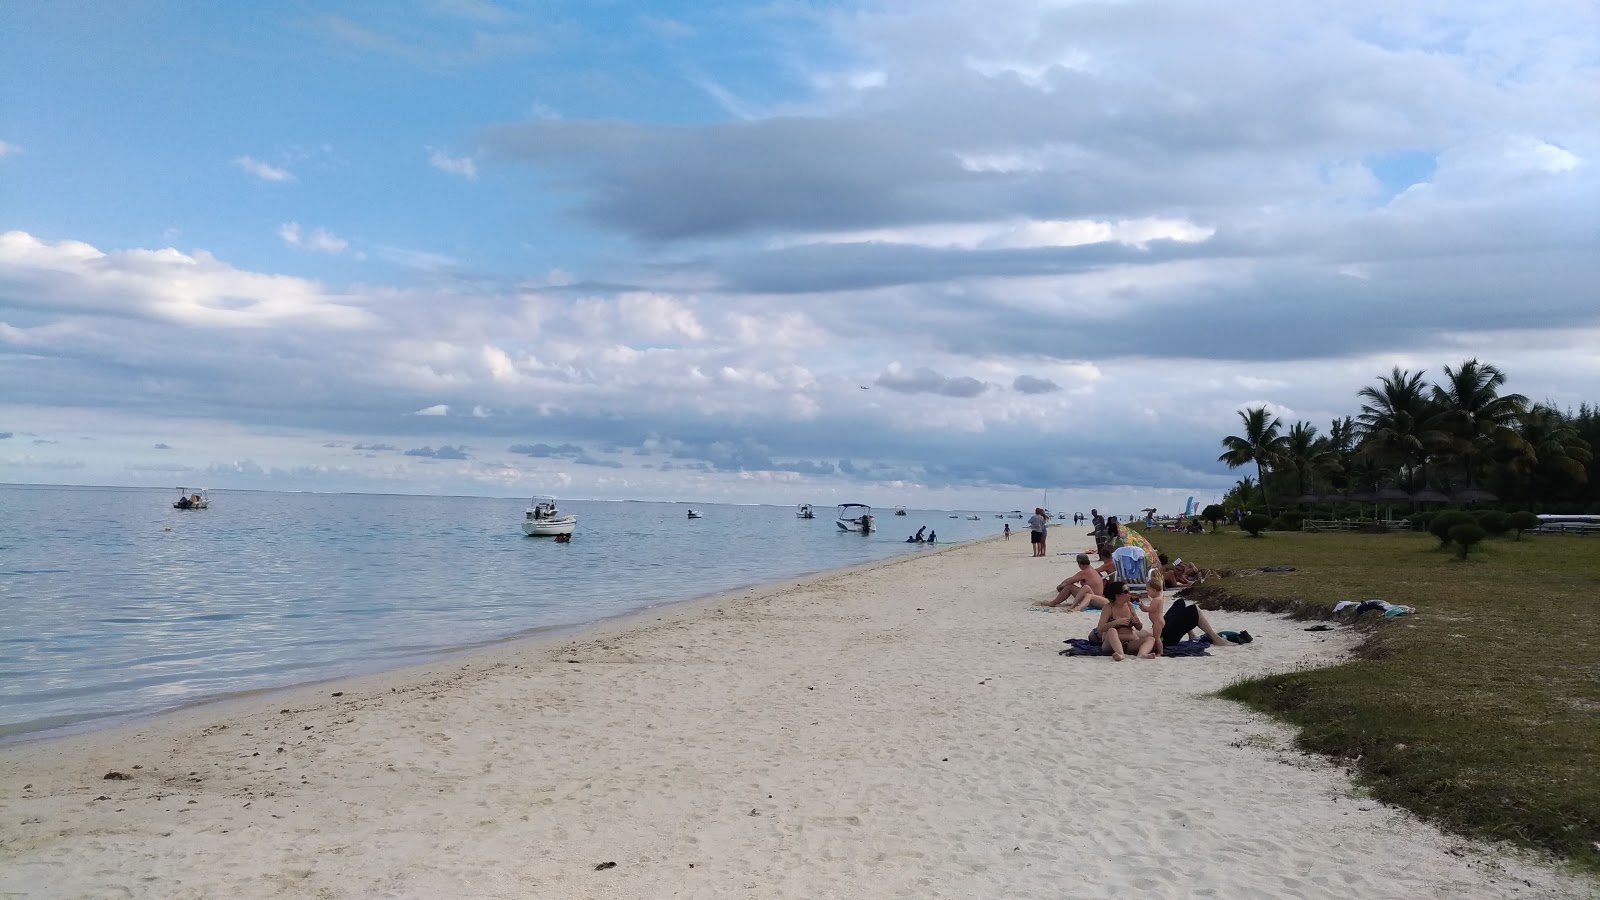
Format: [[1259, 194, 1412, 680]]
[[522, 516, 577, 536]]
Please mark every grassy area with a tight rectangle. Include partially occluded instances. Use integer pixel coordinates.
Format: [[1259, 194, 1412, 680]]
[[1147, 526, 1600, 874]]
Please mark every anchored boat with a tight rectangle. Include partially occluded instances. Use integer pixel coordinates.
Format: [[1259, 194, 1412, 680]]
[[522, 496, 577, 536]]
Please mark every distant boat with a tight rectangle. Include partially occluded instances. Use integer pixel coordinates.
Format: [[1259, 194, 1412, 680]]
[[894, 507, 907, 516], [173, 487, 209, 510], [836, 503, 873, 534], [687, 509, 703, 519], [797, 503, 815, 519], [966, 515, 981, 520], [522, 496, 577, 536]]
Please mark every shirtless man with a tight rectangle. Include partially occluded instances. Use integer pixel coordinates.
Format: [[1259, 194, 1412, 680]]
[[1096, 582, 1154, 660], [1037, 554, 1104, 608]]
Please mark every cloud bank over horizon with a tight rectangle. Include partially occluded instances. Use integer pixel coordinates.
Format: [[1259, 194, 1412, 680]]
[[2, 0, 1596, 507]]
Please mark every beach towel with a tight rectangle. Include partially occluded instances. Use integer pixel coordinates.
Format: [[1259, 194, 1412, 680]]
[[1059, 638, 1213, 657], [1332, 599, 1415, 617]]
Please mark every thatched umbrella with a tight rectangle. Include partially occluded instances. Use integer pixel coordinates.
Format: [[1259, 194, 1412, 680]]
[[1347, 490, 1378, 520], [1451, 488, 1498, 505], [1375, 487, 1412, 521]]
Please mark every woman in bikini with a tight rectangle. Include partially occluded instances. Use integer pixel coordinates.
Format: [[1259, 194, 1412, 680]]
[[1095, 581, 1155, 660]]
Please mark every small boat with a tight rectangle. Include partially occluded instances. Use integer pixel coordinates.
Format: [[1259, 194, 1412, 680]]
[[522, 496, 577, 536], [797, 503, 816, 519], [173, 488, 209, 510], [687, 509, 703, 519], [894, 507, 907, 516], [836, 503, 873, 534], [948, 515, 959, 518], [966, 515, 981, 520]]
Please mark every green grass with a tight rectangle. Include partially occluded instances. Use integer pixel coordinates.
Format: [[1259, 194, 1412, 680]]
[[1148, 526, 1600, 874]]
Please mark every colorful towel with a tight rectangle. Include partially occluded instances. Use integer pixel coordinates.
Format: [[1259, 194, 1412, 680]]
[[1058, 638, 1213, 657]]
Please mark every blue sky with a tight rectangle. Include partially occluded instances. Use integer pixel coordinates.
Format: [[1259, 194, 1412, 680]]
[[2, 1, 1597, 509]]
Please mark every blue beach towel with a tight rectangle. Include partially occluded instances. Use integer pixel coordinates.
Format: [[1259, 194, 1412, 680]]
[[1059, 638, 1213, 658]]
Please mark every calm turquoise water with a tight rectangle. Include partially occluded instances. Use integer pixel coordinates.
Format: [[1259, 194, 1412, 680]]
[[0, 485, 1010, 740]]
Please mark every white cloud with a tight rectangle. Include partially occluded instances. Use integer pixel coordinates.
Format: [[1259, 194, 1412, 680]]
[[277, 222, 350, 254], [413, 404, 450, 416], [232, 155, 295, 182], [0, 230, 370, 329], [780, 217, 1215, 251], [427, 147, 478, 179], [0, 140, 18, 159]]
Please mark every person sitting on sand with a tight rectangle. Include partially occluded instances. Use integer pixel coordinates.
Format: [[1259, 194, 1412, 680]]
[[1095, 581, 1154, 660], [1037, 553, 1104, 609], [1139, 572, 1237, 652]]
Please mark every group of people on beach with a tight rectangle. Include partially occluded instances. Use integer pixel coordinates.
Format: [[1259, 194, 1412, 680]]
[[1034, 507, 1238, 660]]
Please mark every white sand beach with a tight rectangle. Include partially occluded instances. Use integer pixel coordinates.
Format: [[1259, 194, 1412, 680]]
[[1, 535, 1588, 899]]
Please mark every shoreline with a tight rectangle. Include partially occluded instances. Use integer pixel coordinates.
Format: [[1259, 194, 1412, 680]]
[[3, 528, 985, 746], [3, 534, 1586, 899], [1, 535, 994, 752]]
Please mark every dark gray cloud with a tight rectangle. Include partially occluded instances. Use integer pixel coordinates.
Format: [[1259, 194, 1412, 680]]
[[0, 432, 11, 439], [1013, 375, 1060, 395], [508, 442, 623, 468], [404, 445, 471, 459], [352, 442, 399, 451], [876, 367, 988, 398], [153, 442, 173, 450]]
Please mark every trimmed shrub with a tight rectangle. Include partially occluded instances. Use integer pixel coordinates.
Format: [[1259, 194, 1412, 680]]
[[1477, 511, 1510, 536], [1273, 511, 1307, 531], [1507, 511, 1541, 540], [1449, 523, 1486, 559], [1201, 504, 1226, 532], [1241, 513, 1272, 537], [1428, 510, 1475, 546]]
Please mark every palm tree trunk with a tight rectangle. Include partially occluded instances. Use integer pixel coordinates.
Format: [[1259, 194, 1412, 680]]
[[1256, 460, 1272, 516]]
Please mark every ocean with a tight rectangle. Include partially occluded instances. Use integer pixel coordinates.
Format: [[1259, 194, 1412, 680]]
[[0, 484, 1020, 741]]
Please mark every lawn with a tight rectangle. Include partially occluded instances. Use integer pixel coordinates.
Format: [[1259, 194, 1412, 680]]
[[1146, 526, 1600, 874]]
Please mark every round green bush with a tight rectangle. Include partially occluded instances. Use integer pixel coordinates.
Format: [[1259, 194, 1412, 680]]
[[1240, 513, 1272, 537], [1201, 504, 1226, 530], [1428, 510, 1475, 545], [1275, 511, 1307, 531], [1477, 511, 1510, 536], [1449, 522, 1486, 558], [1507, 510, 1541, 539]]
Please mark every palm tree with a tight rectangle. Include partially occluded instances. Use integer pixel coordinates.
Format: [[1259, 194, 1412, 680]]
[[1510, 404, 1592, 495], [1429, 359, 1530, 487], [1219, 407, 1288, 515], [1356, 367, 1438, 490], [1281, 421, 1323, 498]]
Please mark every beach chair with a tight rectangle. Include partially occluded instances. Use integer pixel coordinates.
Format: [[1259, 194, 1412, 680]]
[[1110, 546, 1151, 590]]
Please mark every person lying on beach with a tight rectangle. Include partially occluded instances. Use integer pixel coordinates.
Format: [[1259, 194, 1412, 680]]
[[1156, 553, 1203, 588], [1139, 573, 1237, 652], [1037, 554, 1104, 608], [1096, 581, 1155, 660]]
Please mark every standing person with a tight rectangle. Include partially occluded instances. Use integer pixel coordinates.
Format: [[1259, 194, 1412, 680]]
[[1003, 523, 1011, 540], [1028, 507, 1048, 557]]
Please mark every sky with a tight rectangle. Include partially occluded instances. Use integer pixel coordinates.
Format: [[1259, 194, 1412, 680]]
[[1, 1, 1597, 511]]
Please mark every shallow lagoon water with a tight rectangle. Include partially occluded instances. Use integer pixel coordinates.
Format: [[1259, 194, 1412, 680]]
[[0, 485, 1021, 739]]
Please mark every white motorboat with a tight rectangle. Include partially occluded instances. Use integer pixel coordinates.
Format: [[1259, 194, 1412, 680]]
[[173, 488, 209, 510], [836, 503, 873, 533], [522, 496, 577, 536], [687, 509, 703, 519], [797, 503, 816, 519]]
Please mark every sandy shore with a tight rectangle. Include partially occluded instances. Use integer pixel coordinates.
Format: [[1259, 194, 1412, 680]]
[[1, 535, 1588, 899]]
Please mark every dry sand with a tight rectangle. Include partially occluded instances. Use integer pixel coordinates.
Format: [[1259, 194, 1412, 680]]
[[2, 535, 1589, 899]]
